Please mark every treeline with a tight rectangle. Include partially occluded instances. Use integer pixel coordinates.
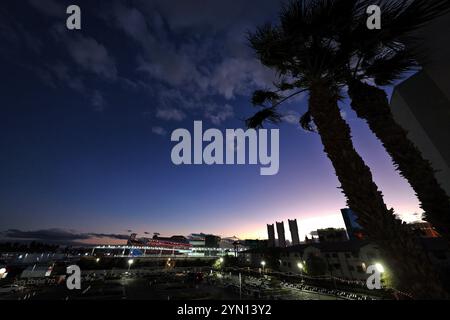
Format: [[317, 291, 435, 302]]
[[0, 241, 60, 253]]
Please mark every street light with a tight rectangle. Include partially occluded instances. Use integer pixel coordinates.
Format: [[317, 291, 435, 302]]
[[375, 263, 384, 273], [96, 258, 100, 263], [219, 257, 224, 263], [0, 268, 6, 279], [261, 261, 266, 274], [128, 259, 134, 271], [297, 262, 304, 282]]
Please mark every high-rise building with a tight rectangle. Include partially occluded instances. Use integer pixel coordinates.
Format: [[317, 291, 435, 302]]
[[288, 219, 300, 246], [205, 235, 221, 248], [267, 224, 276, 248], [390, 12, 450, 197], [242, 239, 268, 249], [317, 228, 348, 243], [276, 221, 286, 248], [341, 208, 365, 240]]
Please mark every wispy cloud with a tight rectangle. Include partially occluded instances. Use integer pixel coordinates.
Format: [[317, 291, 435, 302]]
[[28, 0, 64, 18], [282, 110, 301, 125], [4, 0, 280, 124], [91, 90, 107, 112], [152, 126, 168, 136], [66, 35, 118, 80], [204, 104, 234, 125], [156, 108, 186, 122], [1, 228, 129, 244]]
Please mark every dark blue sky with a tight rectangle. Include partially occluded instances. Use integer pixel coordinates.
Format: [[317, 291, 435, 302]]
[[0, 0, 421, 244]]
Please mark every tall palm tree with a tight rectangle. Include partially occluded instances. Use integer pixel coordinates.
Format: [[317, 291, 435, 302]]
[[339, 0, 450, 239], [247, 0, 448, 298]]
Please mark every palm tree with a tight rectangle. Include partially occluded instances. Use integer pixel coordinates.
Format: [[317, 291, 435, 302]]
[[247, 0, 448, 298], [339, 0, 450, 239]]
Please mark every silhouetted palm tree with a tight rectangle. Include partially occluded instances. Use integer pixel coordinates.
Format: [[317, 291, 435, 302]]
[[340, 0, 450, 240], [246, 0, 448, 298]]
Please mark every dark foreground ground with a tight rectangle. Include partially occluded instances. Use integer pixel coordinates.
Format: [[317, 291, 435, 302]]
[[0, 269, 356, 300]]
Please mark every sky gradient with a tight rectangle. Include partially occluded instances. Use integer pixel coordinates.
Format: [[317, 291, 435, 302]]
[[0, 0, 422, 245]]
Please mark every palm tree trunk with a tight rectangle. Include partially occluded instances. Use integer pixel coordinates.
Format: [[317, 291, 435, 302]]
[[348, 80, 450, 239], [309, 81, 447, 299]]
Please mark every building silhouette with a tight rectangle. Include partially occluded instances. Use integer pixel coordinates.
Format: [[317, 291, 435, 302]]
[[390, 12, 450, 197], [276, 221, 286, 248], [267, 224, 276, 248], [317, 228, 348, 243], [341, 208, 365, 240], [288, 219, 300, 246]]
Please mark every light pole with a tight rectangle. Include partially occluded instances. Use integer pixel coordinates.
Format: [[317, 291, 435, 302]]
[[128, 259, 134, 271], [239, 273, 242, 300], [297, 262, 304, 282], [261, 261, 266, 274], [375, 262, 384, 273], [375, 262, 385, 287]]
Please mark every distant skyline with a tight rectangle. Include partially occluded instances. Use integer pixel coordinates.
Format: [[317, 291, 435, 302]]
[[0, 0, 423, 245]]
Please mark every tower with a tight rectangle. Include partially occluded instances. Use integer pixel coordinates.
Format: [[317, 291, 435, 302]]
[[288, 219, 300, 246], [276, 221, 286, 248], [341, 208, 365, 240], [267, 224, 276, 248]]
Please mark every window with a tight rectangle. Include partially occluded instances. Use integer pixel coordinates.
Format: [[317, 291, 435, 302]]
[[348, 266, 355, 271], [345, 253, 351, 259], [333, 264, 340, 269], [332, 253, 338, 258]]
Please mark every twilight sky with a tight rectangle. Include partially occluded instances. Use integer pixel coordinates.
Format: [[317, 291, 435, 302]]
[[0, 0, 422, 245]]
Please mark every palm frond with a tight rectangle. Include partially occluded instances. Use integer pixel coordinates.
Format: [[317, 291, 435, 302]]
[[275, 81, 295, 91], [363, 48, 420, 85], [299, 110, 316, 132], [378, 0, 450, 37], [252, 90, 281, 106], [248, 24, 290, 71], [245, 108, 283, 129]]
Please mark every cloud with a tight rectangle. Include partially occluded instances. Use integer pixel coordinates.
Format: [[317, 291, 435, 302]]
[[89, 233, 130, 240], [91, 91, 106, 112], [283, 110, 301, 125], [209, 58, 275, 99], [50, 62, 86, 93], [0, 11, 44, 56], [4, 0, 281, 124], [134, 0, 280, 32], [152, 126, 168, 136], [3, 229, 90, 241], [109, 2, 276, 124], [66, 35, 117, 80], [156, 108, 186, 122], [1, 228, 129, 244], [28, 0, 65, 18], [1, 5, 119, 115], [204, 104, 234, 125]]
